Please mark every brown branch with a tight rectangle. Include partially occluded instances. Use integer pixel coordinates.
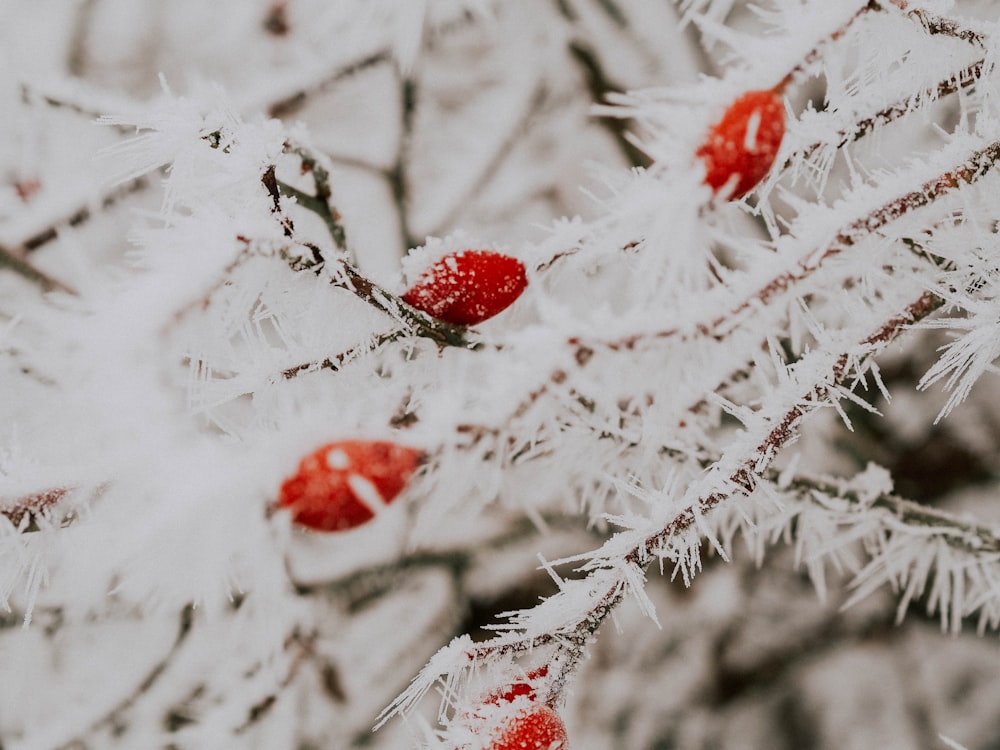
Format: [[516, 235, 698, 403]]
[[425, 83, 550, 238], [898, 3, 989, 47], [65, 0, 97, 76], [281, 246, 474, 349], [781, 471, 1000, 556], [567, 41, 651, 169], [267, 50, 392, 119], [20, 83, 135, 134], [16, 175, 150, 256], [280, 330, 405, 380], [774, 0, 986, 96], [636, 292, 944, 554], [589, 139, 1000, 351], [450, 288, 942, 674], [389, 76, 420, 252], [54, 606, 195, 750], [0, 487, 71, 530], [0, 482, 109, 534], [0, 245, 75, 293], [792, 59, 986, 169], [233, 631, 316, 734], [775, 3, 875, 93]]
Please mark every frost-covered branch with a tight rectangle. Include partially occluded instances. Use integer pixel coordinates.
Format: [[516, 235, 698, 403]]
[[266, 50, 392, 119], [0, 244, 73, 293], [791, 58, 987, 169], [384, 289, 943, 721], [7, 176, 149, 257], [590, 139, 1000, 352], [9, 2, 1000, 747], [894, 1, 990, 47], [52, 606, 194, 750], [281, 245, 474, 349]]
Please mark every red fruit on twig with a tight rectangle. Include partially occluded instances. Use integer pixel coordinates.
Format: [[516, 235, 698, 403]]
[[277, 440, 423, 531], [487, 706, 568, 750], [459, 666, 567, 749], [486, 666, 549, 705], [402, 250, 528, 326], [696, 89, 785, 200]]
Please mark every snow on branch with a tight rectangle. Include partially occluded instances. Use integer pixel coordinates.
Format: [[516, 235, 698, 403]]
[[7, 1, 1000, 747]]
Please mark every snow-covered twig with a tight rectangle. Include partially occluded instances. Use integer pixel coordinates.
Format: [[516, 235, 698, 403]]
[[383, 289, 942, 720]]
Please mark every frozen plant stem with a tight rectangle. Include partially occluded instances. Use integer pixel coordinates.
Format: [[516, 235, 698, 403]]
[[591, 138, 1000, 350], [0, 245, 74, 293], [775, 2, 875, 93], [11, 176, 149, 257], [792, 58, 987, 168], [416, 289, 944, 706], [781, 472, 1000, 556], [280, 246, 473, 349], [280, 331, 406, 380], [53, 606, 195, 750], [267, 144, 477, 351], [267, 50, 392, 119], [280, 143, 347, 251], [762, 0, 988, 96]]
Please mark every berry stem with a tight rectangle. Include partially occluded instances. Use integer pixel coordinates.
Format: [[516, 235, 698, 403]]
[[280, 245, 474, 349]]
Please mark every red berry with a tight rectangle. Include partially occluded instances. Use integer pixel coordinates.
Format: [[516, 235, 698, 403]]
[[490, 706, 568, 750], [459, 668, 567, 750], [277, 440, 422, 532], [696, 89, 785, 199], [487, 666, 549, 705], [402, 250, 528, 326]]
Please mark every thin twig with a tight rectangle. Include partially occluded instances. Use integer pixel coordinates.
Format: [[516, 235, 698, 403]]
[[20, 83, 135, 135], [448, 288, 942, 675], [773, 0, 987, 94], [15, 175, 150, 255], [0, 245, 75, 293], [389, 75, 419, 251], [281, 246, 473, 349], [897, 2, 990, 48], [791, 59, 986, 170], [54, 606, 195, 750], [279, 142, 350, 252], [588, 139, 1000, 351], [567, 41, 651, 169], [425, 83, 549, 238], [267, 50, 392, 119], [781, 471, 1000, 556], [280, 330, 406, 380], [775, 2, 875, 93], [0, 487, 71, 529], [65, 0, 97, 76]]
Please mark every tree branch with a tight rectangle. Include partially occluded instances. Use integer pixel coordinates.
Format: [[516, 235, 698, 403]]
[[586, 139, 1000, 351], [267, 50, 392, 119]]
